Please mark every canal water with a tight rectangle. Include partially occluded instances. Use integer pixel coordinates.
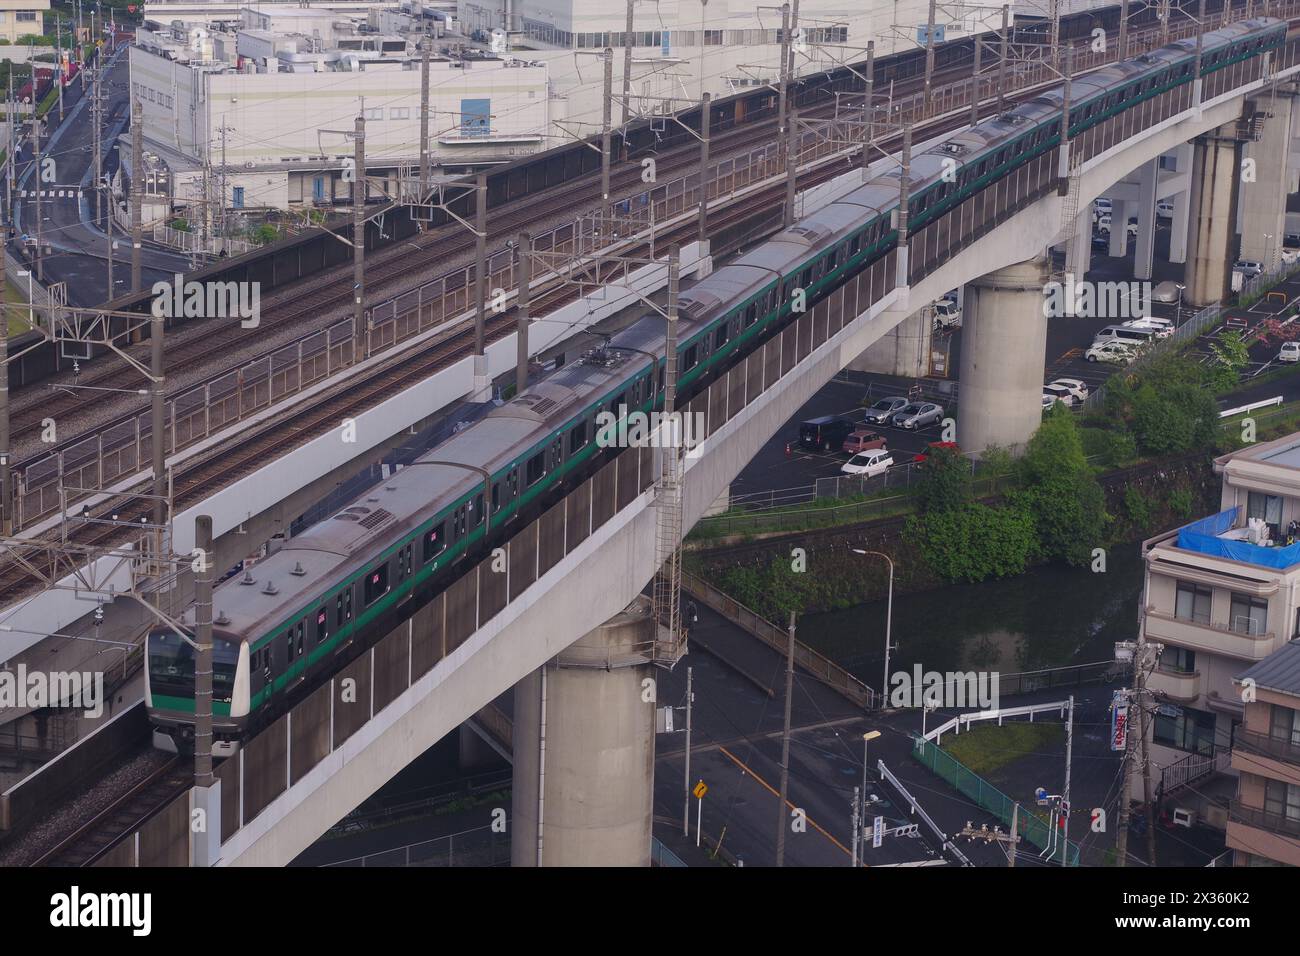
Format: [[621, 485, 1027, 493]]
[[799, 543, 1144, 685]]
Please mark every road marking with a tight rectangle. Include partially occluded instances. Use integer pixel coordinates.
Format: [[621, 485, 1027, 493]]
[[717, 745, 854, 860]]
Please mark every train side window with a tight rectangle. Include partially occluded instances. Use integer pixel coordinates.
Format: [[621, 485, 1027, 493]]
[[364, 564, 390, 606], [492, 482, 501, 513], [611, 392, 626, 413], [850, 234, 861, 256], [508, 469, 519, 497], [345, 588, 352, 621], [715, 324, 729, 350], [683, 344, 699, 371], [336, 593, 344, 627], [296, 623, 304, 657], [568, 420, 588, 453], [799, 267, 812, 287], [657, 365, 666, 393], [316, 607, 329, 642], [526, 451, 545, 487], [473, 493, 484, 526], [423, 521, 446, 562], [744, 303, 757, 326], [285, 632, 293, 661]]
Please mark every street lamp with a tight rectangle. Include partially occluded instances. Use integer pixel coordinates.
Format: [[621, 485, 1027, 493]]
[[852, 548, 895, 705], [855, 729, 882, 867]]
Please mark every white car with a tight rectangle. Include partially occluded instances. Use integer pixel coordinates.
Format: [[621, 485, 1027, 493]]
[[1281, 247, 1300, 265], [1279, 342, 1300, 363], [1234, 259, 1264, 279], [1085, 340, 1139, 364], [1048, 378, 1090, 402], [1094, 197, 1112, 216], [1042, 384, 1076, 408], [1156, 200, 1174, 218], [1122, 317, 1174, 338], [841, 449, 893, 477]]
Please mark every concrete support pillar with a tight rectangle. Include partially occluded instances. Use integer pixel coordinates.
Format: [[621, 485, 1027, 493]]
[[850, 306, 931, 377], [1066, 205, 1091, 277], [1184, 127, 1242, 307], [1134, 159, 1159, 280], [1239, 91, 1297, 273], [958, 254, 1050, 455], [1169, 188, 1190, 264], [1109, 200, 1131, 258], [511, 600, 656, 867]]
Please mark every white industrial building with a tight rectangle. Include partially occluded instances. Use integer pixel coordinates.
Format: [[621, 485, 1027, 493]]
[[128, 0, 1010, 221], [457, 0, 1008, 139], [129, 11, 547, 220]]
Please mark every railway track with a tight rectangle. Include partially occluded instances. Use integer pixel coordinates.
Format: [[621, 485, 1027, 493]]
[[0, 53, 1018, 452], [0, 31, 1198, 606], [31, 755, 193, 867]]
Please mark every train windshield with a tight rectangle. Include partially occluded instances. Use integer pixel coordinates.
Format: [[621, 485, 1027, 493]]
[[147, 630, 239, 702]]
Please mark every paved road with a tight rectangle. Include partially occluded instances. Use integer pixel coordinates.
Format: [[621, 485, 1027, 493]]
[[6, 44, 191, 306]]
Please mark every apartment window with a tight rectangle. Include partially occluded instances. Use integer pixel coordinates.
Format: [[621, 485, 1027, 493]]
[[1270, 705, 1300, 746], [1247, 491, 1282, 540], [232, 187, 244, 209], [364, 107, 384, 120], [390, 107, 410, 120], [1153, 704, 1216, 756], [1174, 581, 1211, 625], [1229, 592, 1268, 636], [1163, 646, 1196, 674], [16, 10, 36, 21], [1263, 779, 1300, 822]]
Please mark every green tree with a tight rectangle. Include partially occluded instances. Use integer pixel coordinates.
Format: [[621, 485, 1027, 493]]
[[909, 504, 1036, 583], [1207, 329, 1250, 391], [1014, 404, 1110, 565], [915, 443, 971, 513]]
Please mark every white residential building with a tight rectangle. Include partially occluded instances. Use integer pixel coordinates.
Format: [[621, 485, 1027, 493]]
[[0, 0, 46, 45]]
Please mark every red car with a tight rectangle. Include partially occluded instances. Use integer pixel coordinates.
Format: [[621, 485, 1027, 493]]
[[913, 441, 959, 463], [841, 430, 887, 455]]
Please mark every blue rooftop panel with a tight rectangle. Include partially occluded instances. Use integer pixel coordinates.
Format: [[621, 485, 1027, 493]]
[[1176, 507, 1300, 569]]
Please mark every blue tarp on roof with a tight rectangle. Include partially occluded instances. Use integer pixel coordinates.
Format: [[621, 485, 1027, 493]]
[[1176, 507, 1300, 568]]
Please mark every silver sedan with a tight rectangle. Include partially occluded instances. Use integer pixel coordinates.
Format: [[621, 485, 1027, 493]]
[[890, 402, 944, 430]]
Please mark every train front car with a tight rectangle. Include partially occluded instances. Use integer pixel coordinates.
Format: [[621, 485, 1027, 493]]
[[146, 623, 249, 756]]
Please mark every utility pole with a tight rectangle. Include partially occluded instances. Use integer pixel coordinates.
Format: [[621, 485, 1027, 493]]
[[1115, 686, 1135, 867], [1138, 656, 1158, 866], [1119, 0, 1130, 61], [1061, 695, 1074, 866], [923, 0, 937, 97], [783, 107, 797, 227], [861, 41, 874, 176], [56, 16, 64, 123], [960, 817, 1021, 864], [0, 290, 9, 536], [1057, 47, 1072, 197], [621, 0, 634, 126], [997, 5, 1009, 114], [92, 62, 102, 239], [697, 92, 710, 242], [5, 76, 14, 226], [130, 98, 142, 292], [419, 41, 430, 201], [1049, 0, 1060, 71], [194, 515, 215, 794], [774, 611, 797, 867], [969, 29, 983, 127], [786, 0, 801, 96], [33, 114, 43, 282], [1009, 803, 1019, 867], [473, 171, 487, 358], [896, 124, 912, 289], [601, 47, 613, 203], [850, 785, 861, 867], [682, 665, 693, 837], [515, 232, 530, 397], [352, 113, 366, 364], [150, 294, 165, 530], [777, 2, 791, 146]]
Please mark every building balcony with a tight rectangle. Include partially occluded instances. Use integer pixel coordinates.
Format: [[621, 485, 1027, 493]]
[[1231, 730, 1300, 786], [1149, 666, 1201, 703], [1144, 608, 1278, 662], [1226, 800, 1300, 865]]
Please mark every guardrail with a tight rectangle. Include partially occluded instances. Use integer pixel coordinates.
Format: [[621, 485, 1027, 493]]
[[924, 698, 1072, 746], [680, 569, 877, 708], [321, 823, 510, 867]]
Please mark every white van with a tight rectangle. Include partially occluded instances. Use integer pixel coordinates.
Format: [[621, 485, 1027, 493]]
[[1093, 324, 1157, 348]]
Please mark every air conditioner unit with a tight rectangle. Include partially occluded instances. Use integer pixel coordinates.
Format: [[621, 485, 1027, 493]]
[[1172, 807, 1195, 828]]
